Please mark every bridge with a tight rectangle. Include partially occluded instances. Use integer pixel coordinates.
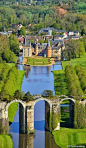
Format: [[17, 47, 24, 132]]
[[0, 96, 85, 133]]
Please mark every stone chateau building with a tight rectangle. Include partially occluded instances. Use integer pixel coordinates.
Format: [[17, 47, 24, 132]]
[[23, 36, 65, 60]]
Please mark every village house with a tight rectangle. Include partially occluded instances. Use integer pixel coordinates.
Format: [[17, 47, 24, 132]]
[[12, 24, 22, 30]]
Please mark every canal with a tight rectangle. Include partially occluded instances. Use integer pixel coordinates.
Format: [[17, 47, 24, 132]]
[[9, 56, 62, 148]]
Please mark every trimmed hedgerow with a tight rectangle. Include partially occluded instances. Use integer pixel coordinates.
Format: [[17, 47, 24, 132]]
[[65, 65, 83, 96]]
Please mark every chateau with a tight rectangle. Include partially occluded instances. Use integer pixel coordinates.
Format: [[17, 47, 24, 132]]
[[23, 36, 65, 60]]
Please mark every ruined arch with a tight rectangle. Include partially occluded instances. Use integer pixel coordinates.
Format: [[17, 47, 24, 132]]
[[33, 97, 51, 108], [33, 97, 51, 130], [60, 98, 75, 104], [6, 99, 25, 112], [60, 98, 75, 128], [6, 99, 25, 133]]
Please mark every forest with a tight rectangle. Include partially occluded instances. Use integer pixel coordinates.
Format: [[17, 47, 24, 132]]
[[0, 0, 86, 35]]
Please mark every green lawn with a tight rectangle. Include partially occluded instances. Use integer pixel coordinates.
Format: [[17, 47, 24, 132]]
[[0, 134, 13, 148], [52, 128, 86, 148], [8, 102, 18, 122], [16, 70, 25, 91], [26, 57, 51, 65], [62, 53, 86, 70], [53, 70, 69, 95]]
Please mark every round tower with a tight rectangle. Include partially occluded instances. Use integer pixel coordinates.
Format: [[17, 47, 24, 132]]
[[46, 40, 51, 58], [34, 40, 38, 55]]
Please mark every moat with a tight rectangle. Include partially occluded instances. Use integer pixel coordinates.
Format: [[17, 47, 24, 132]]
[[9, 56, 62, 148]]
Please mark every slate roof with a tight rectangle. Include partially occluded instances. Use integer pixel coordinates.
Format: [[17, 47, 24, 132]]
[[0, 32, 9, 36], [52, 47, 60, 50], [50, 39, 64, 46], [39, 27, 66, 33]]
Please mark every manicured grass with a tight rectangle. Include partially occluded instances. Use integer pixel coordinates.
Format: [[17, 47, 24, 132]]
[[8, 102, 18, 122], [26, 57, 51, 65], [52, 128, 86, 148], [62, 53, 86, 70], [0, 134, 13, 148], [16, 70, 25, 91], [53, 70, 69, 95]]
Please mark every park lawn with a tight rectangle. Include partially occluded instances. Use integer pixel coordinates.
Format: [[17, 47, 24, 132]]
[[16, 70, 25, 91], [62, 53, 86, 70], [53, 70, 69, 95], [52, 128, 86, 148], [8, 102, 18, 122], [26, 57, 51, 65], [0, 134, 13, 148]]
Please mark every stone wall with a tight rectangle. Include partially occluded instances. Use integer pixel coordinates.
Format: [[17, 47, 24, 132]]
[[0, 102, 9, 133], [27, 106, 34, 132]]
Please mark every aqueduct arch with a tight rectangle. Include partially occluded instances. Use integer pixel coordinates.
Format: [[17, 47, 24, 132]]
[[6, 99, 26, 133], [60, 98, 75, 104], [60, 98, 75, 127], [33, 97, 52, 130]]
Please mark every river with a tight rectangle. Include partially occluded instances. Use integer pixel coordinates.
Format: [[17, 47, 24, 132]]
[[9, 56, 62, 148]]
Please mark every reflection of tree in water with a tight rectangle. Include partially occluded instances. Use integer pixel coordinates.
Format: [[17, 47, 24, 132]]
[[19, 131, 60, 148], [23, 65, 52, 78], [19, 134, 34, 148], [27, 79, 50, 83], [23, 66, 31, 78], [45, 131, 60, 148]]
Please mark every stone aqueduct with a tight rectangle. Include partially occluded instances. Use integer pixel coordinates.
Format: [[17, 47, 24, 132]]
[[0, 96, 85, 133]]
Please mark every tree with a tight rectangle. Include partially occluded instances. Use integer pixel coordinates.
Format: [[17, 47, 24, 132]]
[[42, 90, 53, 98], [19, 26, 26, 36], [9, 34, 20, 54], [23, 91, 33, 102], [14, 90, 21, 99]]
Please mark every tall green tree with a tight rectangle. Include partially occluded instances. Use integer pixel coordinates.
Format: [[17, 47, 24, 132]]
[[9, 34, 20, 54], [19, 26, 26, 36]]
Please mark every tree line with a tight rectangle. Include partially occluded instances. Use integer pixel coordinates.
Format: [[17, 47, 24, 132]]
[[65, 65, 83, 96], [74, 101, 86, 129], [0, 34, 19, 63]]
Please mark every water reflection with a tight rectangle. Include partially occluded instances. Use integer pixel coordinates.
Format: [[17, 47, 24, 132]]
[[21, 64, 62, 95], [9, 109, 19, 148], [19, 134, 34, 148]]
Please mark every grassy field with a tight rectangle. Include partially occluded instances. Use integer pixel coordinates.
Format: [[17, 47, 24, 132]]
[[16, 70, 25, 91], [53, 70, 69, 95], [8, 102, 18, 122], [26, 57, 51, 65], [62, 53, 86, 70], [52, 128, 86, 148], [0, 134, 13, 148]]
